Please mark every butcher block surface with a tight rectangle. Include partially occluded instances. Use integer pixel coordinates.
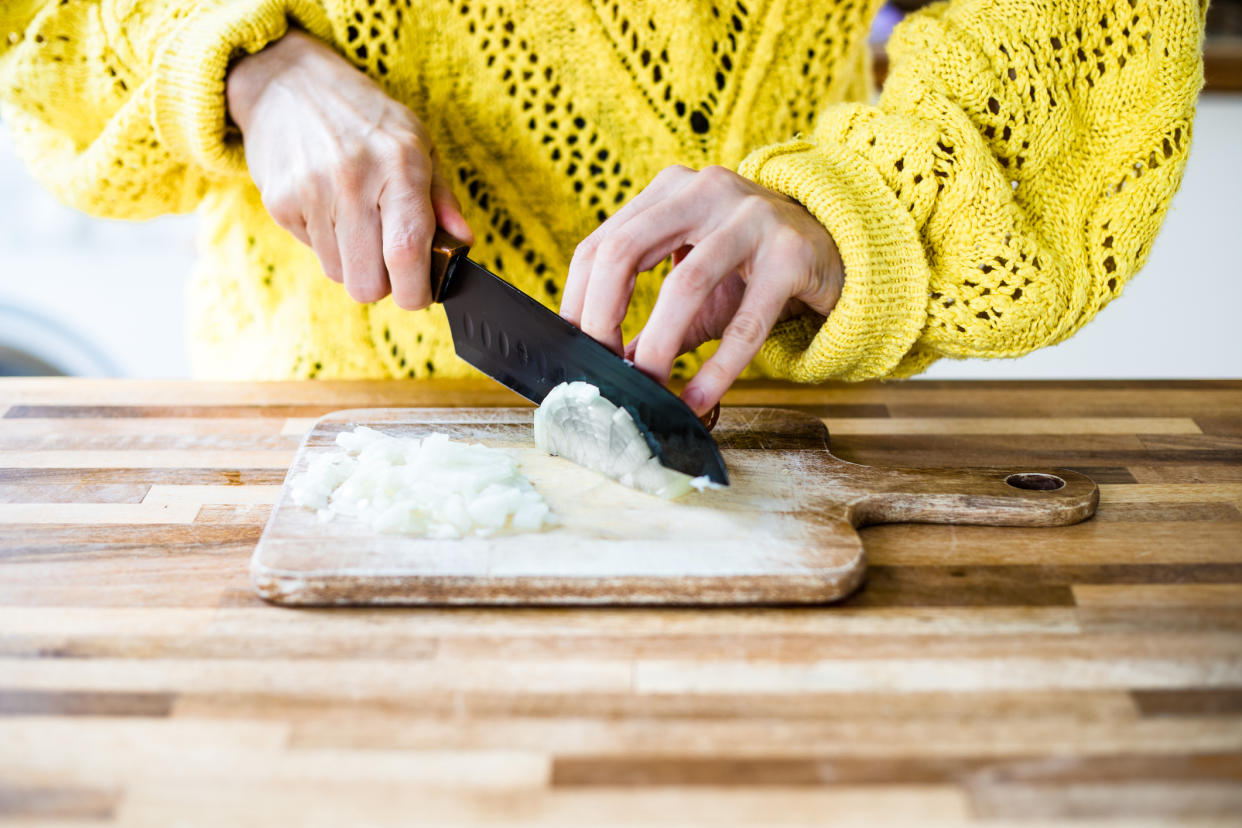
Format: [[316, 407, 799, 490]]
[[1, 378, 1241, 825], [254, 407, 1096, 606]]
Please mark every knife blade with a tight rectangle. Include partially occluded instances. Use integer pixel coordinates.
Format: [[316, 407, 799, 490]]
[[429, 228, 728, 486]]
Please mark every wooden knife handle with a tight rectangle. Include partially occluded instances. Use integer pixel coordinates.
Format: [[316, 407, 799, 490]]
[[430, 227, 471, 302]]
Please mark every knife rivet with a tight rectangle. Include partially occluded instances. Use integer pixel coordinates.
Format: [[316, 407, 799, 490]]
[[481, 319, 493, 349], [499, 330, 511, 358]]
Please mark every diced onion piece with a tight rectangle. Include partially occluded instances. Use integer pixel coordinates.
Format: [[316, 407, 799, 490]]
[[533, 381, 723, 499], [289, 427, 554, 537]]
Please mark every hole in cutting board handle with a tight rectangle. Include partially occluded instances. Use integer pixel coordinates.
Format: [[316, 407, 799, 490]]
[[1005, 472, 1066, 491]]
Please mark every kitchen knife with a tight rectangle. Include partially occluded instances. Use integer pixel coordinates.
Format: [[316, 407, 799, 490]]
[[429, 228, 728, 486]]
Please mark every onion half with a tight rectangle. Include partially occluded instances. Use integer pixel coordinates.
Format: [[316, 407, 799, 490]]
[[290, 426, 555, 537], [533, 381, 722, 500]]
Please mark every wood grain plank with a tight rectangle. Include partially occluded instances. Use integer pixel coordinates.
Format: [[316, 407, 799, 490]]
[[1090, 502, 1242, 522], [0, 526, 259, 556], [0, 417, 294, 435], [0, 502, 200, 525], [194, 505, 274, 525], [142, 485, 281, 506], [173, 688, 1139, 724], [1099, 483, 1242, 504], [404, 631, 1242, 663], [0, 784, 117, 821], [633, 656, 1242, 694], [845, 565, 1075, 608], [281, 417, 319, 436], [0, 690, 174, 717], [0, 450, 295, 469], [1132, 689, 1242, 717], [825, 418, 1202, 435], [0, 468, 287, 485], [0, 483, 148, 504], [550, 752, 1242, 787], [0, 658, 630, 695], [0, 608, 215, 636], [1140, 434, 1242, 452], [1196, 417, 1242, 437], [1074, 585, 1242, 608], [0, 557, 251, 608], [1129, 464, 1242, 483], [1075, 606, 1242, 635], [0, 720, 548, 791], [967, 780, 1242, 820], [286, 715, 1242, 758], [0, 433, 301, 451], [0, 606, 1082, 638], [113, 784, 970, 827], [860, 522, 1242, 565]]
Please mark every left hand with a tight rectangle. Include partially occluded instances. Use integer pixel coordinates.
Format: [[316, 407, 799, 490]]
[[560, 165, 844, 416]]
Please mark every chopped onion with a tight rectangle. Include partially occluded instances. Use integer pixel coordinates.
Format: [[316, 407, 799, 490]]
[[290, 426, 554, 537], [533, 381, 723, 499]]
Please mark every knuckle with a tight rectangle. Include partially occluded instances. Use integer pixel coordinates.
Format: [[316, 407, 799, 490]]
[[737, 193, 773, 222], [596, 230, 636, 263], [385, 229, 429, 262], [302, 168, 332, 197], [371, 133, 405, 164], [699, 164, 734, 185], [640, 339, 676, 368], [655, 164, 691, 183], [572, 236, 598, 262], [261, 191, 300, 226], [673, 261, 712, 294], [695, 358, 732, 386], [333, 161, 365, 194], [724, 311, 768, 348]]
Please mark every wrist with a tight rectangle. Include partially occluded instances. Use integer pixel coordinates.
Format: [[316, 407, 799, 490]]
[[226, 29, 315, 130]]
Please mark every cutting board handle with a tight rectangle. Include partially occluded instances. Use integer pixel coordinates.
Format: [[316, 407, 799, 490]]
[[842, 464, 1099, 528]]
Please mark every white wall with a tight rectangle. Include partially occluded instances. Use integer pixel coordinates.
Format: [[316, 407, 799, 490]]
[[0, 131, 195, 378], [1, 95, 1239, 379]]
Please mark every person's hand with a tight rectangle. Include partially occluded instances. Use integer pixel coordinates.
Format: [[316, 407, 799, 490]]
[[560, 165, 844, 416], [226, 30, 472, 308]]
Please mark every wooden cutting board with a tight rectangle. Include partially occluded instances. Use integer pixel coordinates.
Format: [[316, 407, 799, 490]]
[[251, 407, 1098, 606]]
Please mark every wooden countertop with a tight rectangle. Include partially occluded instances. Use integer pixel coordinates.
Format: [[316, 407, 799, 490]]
[[2, 378, 1240, 825]]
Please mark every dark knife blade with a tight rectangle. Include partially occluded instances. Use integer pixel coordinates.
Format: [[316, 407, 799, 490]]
[[429, 229, 727, 485]]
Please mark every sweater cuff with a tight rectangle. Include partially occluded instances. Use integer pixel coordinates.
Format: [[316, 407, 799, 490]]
[[150, 0, 334, 178], [738, 135, 930, 382]]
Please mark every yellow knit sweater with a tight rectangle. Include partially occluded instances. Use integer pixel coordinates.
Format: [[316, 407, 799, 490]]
[[0, 0, 1205, 381]]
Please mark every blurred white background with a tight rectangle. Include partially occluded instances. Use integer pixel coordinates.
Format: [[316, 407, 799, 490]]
[[0, 94, 1238, 379], [0, 127, 195, 378]]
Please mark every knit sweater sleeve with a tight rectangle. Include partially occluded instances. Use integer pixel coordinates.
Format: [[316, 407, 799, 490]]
[[0, 0, 333, 219], [739, 0, 1205, 382]]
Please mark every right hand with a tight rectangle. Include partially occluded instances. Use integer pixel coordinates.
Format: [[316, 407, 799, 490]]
[[226, 30, 472, 309]]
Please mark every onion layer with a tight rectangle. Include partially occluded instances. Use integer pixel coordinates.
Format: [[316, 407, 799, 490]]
[[290, 426, 554, 537], [533, 381, 721, 499]]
